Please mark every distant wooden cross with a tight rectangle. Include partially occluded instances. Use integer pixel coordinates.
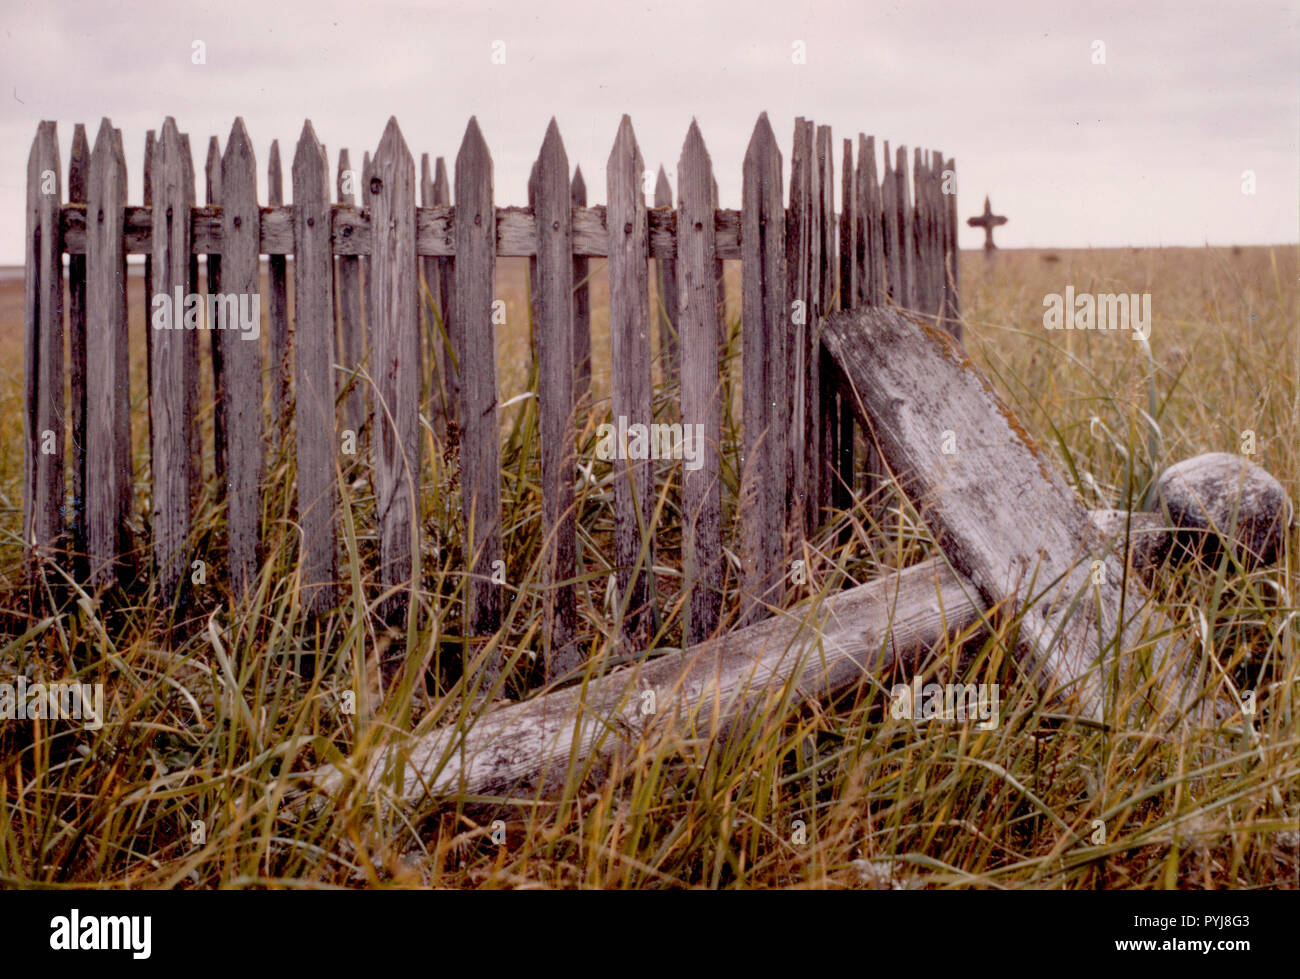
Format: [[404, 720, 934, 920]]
[[967, 196, 1007, 251]]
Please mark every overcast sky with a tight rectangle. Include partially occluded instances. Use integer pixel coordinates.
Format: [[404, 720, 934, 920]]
[[1, 0, 1296, 264]]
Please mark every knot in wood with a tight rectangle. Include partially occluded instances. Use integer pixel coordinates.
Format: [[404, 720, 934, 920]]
[[232, 215, 241, 229], [369, 176, 382, 195], [623, 221, 632, 234]]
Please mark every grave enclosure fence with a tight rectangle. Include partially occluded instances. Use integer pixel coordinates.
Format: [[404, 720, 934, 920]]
[[22, 112, 961, 680]]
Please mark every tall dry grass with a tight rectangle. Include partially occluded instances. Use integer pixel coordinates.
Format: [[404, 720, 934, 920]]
[[0, 245, 1295, 888]]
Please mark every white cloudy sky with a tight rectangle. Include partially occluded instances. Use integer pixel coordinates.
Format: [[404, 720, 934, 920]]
[[1, 0, 1296, 264]]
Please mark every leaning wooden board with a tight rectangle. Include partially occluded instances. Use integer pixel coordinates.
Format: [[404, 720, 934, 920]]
[[821, 306, 1201, 724]]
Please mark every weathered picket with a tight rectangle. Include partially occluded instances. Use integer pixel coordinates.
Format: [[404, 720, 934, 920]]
[[23, 112, 962, 681]]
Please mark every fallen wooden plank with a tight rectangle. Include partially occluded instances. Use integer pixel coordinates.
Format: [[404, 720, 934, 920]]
[[293, 508, 1174, 806], [821, 306, 1197, 723]]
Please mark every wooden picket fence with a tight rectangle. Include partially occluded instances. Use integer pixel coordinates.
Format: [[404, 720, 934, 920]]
[[23, 112, 960, 675]]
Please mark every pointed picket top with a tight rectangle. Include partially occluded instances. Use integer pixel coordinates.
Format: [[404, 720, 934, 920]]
[[433, 156, 450, 204], [375, 115, 411, 168], [745, 111, 779, 165], [268, 138, 283, 205], [205, 135, 221, 203], [293, 119, 326, 176], [607, 114, 643, 183], [337, 147, 353, 204], [91, 117, 117, 166], [457, 115, 491, 175], [420, 151, 432, 204], [69, 123, 89, 202], [571, 164, 586, 205], [654, 164, 672, 207], [224, 117, 254, 173]]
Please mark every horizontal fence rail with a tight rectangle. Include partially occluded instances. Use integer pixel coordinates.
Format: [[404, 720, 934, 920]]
[[23, 111, 961, 683]]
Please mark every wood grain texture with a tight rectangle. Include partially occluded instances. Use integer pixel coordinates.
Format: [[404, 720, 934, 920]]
[[267, 140, 291, 448], [206, 135, 227, 486], [677, 120, 722, 644], [454, 118, 503, 647], [67, 124, 89, 575], [943, 155, 961, 340], [813, 123, 835, 523], [142, 130, 155, 457], [299, 554, 980, 805], [881, 143, 899, 304], [84, 119, 131, 588], [785, 118, 811, 537], [292, 121, 338, 617], [821, 306, 1192, 722], [895, 145, 913, 309], [653, 165, 679, 386], [370, 118, 422, 623], [432, 156, 458, 427], [740, 113, 787, 624], [571, 167, 591, 404], [220, 118, 264, 601], [59, 201, 755, 259], [859, 135, 883, 307], [839, 139, 857, 314], [336, 148, 366, 444], [606, 115, 655, 649], [535, 120, 579, 679], [297, 505, 1182, 805], [419, 153, 445, 438], [24, 122, 65, 593], [149, 118, 196, 602]]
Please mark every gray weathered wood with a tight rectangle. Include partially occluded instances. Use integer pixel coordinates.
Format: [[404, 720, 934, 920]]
[[881, 143, 898, 303], [859, 135, 883, 307], [59, 199, 759, 260], [292, 121, 339, 617], [839, 139, 857, 312], [895, 145, 912, 309], [267, 140, 291, 448], [295, 502, 1194, 806], [336, 148, 366, 444], [677, 120, 722, 644], [571, 167, 591, 404], [362, 150, 374, 346], [220, 118, 264, 601], [785, 118, 812, 536], [712, 175, 727, 347], [300, 554, 977, 804], [455, 118, 504, 646], [653, 165, 679, 386], [814, 123, 835, 524], [23, 122, 65, 594], [606, 115, 655, 649], [149, 118, 197, 602], [180, 132, 202, 510], [821, 306, 1192, 722], [942, 155, 961, 340], [419, 152, 445, 439], [66, 124, 89, 577], [535, 120, 579, 679], [142, 130, 156, 457], [84, 120, 131, 588], [740, 113, 787, 624], [372, 118, 421, 623], [296, 505, 1180, 806], [432, 156, 458, 427], [206, 135, 227, 486]]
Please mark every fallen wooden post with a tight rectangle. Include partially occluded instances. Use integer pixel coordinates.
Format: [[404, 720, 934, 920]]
[[821, 307, 1204, 724], [293, 509, 1174, 807]]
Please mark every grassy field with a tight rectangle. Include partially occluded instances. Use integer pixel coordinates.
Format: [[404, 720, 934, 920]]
[[0, 245, 1296, 889]]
